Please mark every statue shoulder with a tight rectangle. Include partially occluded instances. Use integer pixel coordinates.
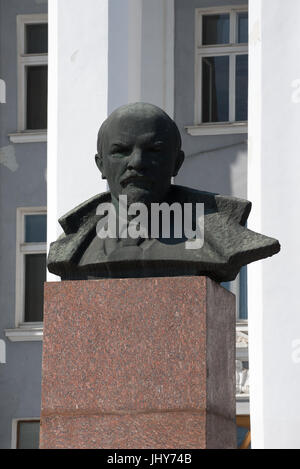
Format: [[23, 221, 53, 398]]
[[172, 185, 251, 226], [48, 192, 111, 277], [58, 192, 111, 234]]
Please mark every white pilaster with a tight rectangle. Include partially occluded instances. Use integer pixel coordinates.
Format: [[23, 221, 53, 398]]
[[127, 0, 142, 104], [141, 0, 174, 117], [47, 0, 109, 254], [248, 0, 300, 449]]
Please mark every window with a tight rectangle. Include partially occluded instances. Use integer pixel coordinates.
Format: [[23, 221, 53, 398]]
[[17, 15, 48, 133], [12, 420, 40, 449], [239, 266, 247, 320], [236, 415, 251, 449], [221, 266, 248, 321], [193, 7, 248, 134], [15, 208, 47, 326]]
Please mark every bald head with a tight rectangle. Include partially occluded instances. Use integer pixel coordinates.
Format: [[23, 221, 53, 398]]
[[97, 103, 182, 157], [95, 102, 185, 205]]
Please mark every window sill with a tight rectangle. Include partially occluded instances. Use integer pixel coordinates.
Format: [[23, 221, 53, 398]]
[[236, 394, 250, 402], [236, 321, 248, 360], [236, 319, 248, 327], [236, 398, 250, 415], [8, 131, 47, 144], [185, 122, 248, 136], [236, 345, 248, 361], [5, 324, 43, 342]]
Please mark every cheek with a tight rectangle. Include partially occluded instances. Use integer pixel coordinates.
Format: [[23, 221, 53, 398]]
[[156, 164, 174, 181], [105, 160, 126, 179]]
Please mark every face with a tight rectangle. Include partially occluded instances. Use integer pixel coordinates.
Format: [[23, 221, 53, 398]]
[[96, 107, 184, 206]]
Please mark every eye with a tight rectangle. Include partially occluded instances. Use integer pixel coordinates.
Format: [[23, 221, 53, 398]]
[[148, 142, 163, 153], [110, 144, 131, 156]]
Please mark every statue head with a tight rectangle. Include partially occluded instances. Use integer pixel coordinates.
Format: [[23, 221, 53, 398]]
[[95, 103, 185, 205]]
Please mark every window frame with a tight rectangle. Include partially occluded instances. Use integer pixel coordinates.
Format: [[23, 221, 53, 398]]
[[15, 207, 47, 328], [11, 419, 40, 449], [189, 5, 248, 136], [16, 14, 48, 135]]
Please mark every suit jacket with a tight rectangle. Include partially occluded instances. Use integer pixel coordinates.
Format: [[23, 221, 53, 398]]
[[47, 185, 280, 282]]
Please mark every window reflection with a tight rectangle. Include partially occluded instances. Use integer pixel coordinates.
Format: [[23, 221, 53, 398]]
[[236, 55, 248, 121], [17, 421, 40, 449], [26, 23, 48, 54], [25, 214, 47, 243], [202, 56, 229, 122], [26, 65, 48, 130], [236, 415, 251, 449], [237, 12, 248, 44], [202, 14, 230, 45]]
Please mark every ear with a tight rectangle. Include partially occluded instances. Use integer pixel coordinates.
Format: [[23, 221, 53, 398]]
[[95, 154, 106, 180], [172, 150, 185, 177]]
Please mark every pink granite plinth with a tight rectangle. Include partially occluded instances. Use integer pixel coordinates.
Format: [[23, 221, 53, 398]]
[[40, 277, 236, 449]]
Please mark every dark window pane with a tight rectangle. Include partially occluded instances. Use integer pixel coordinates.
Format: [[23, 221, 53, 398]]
[[239, 266, 248, 319], [202, 56, 229, 123], [202, 14, 230, 45], [25, 254, 46, 322], [236, 416, 251, 449], [26, 65, 48, 130], [237, 426, 251, 449], [237, 12, 248, 43], [236, 55, 248, 121], [17, 421, 40, 449], [26, 23, 48, 54], [25, 215, 47, 243]]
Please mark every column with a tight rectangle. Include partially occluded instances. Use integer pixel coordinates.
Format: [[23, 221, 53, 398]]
[[47, 0, 110, 255], [248, 0, 300, 449]]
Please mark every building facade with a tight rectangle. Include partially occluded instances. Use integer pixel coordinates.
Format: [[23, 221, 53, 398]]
[[0, 0, 48, 449]]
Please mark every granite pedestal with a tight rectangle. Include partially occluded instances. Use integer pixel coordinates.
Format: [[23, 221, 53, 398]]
[[40, 276, 236, 449]]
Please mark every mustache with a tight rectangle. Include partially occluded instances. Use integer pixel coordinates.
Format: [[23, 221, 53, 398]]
[[120, 172, 152, 187]]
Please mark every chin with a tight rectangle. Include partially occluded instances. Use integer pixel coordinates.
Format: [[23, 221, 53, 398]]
[[125, 189, 153, 206], [119, 184, 170, 206]]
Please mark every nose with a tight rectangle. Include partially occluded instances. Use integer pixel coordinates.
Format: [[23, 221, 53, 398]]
[[127, 148, 146, 171]]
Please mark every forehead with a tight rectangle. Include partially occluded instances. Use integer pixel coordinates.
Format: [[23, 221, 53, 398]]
[[103, 111, 174, 145]]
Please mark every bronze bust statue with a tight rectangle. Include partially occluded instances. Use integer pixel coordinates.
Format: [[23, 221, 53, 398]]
[[48, 103, 280, 281]]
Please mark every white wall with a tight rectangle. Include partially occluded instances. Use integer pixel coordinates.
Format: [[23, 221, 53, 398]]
[[248, 0, 300, 449], [141, 0, 174, 117], [48, 0, 109, 249]]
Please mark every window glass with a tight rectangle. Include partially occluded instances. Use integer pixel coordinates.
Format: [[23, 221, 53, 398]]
[[202, 56, 229, 122], [17, 421, 40, 449], [202, 14, 230, 45], [26, 65, 48, 130], [236, 416, 251, 449], [24, 254, 46, 322], [237, 12, 248, 43], [237, 426, 251, 449], [239, 266, 248, 319], [25, 214, 47, 243], [26, 23, 48, 54], [235, 55, 248, 122]]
